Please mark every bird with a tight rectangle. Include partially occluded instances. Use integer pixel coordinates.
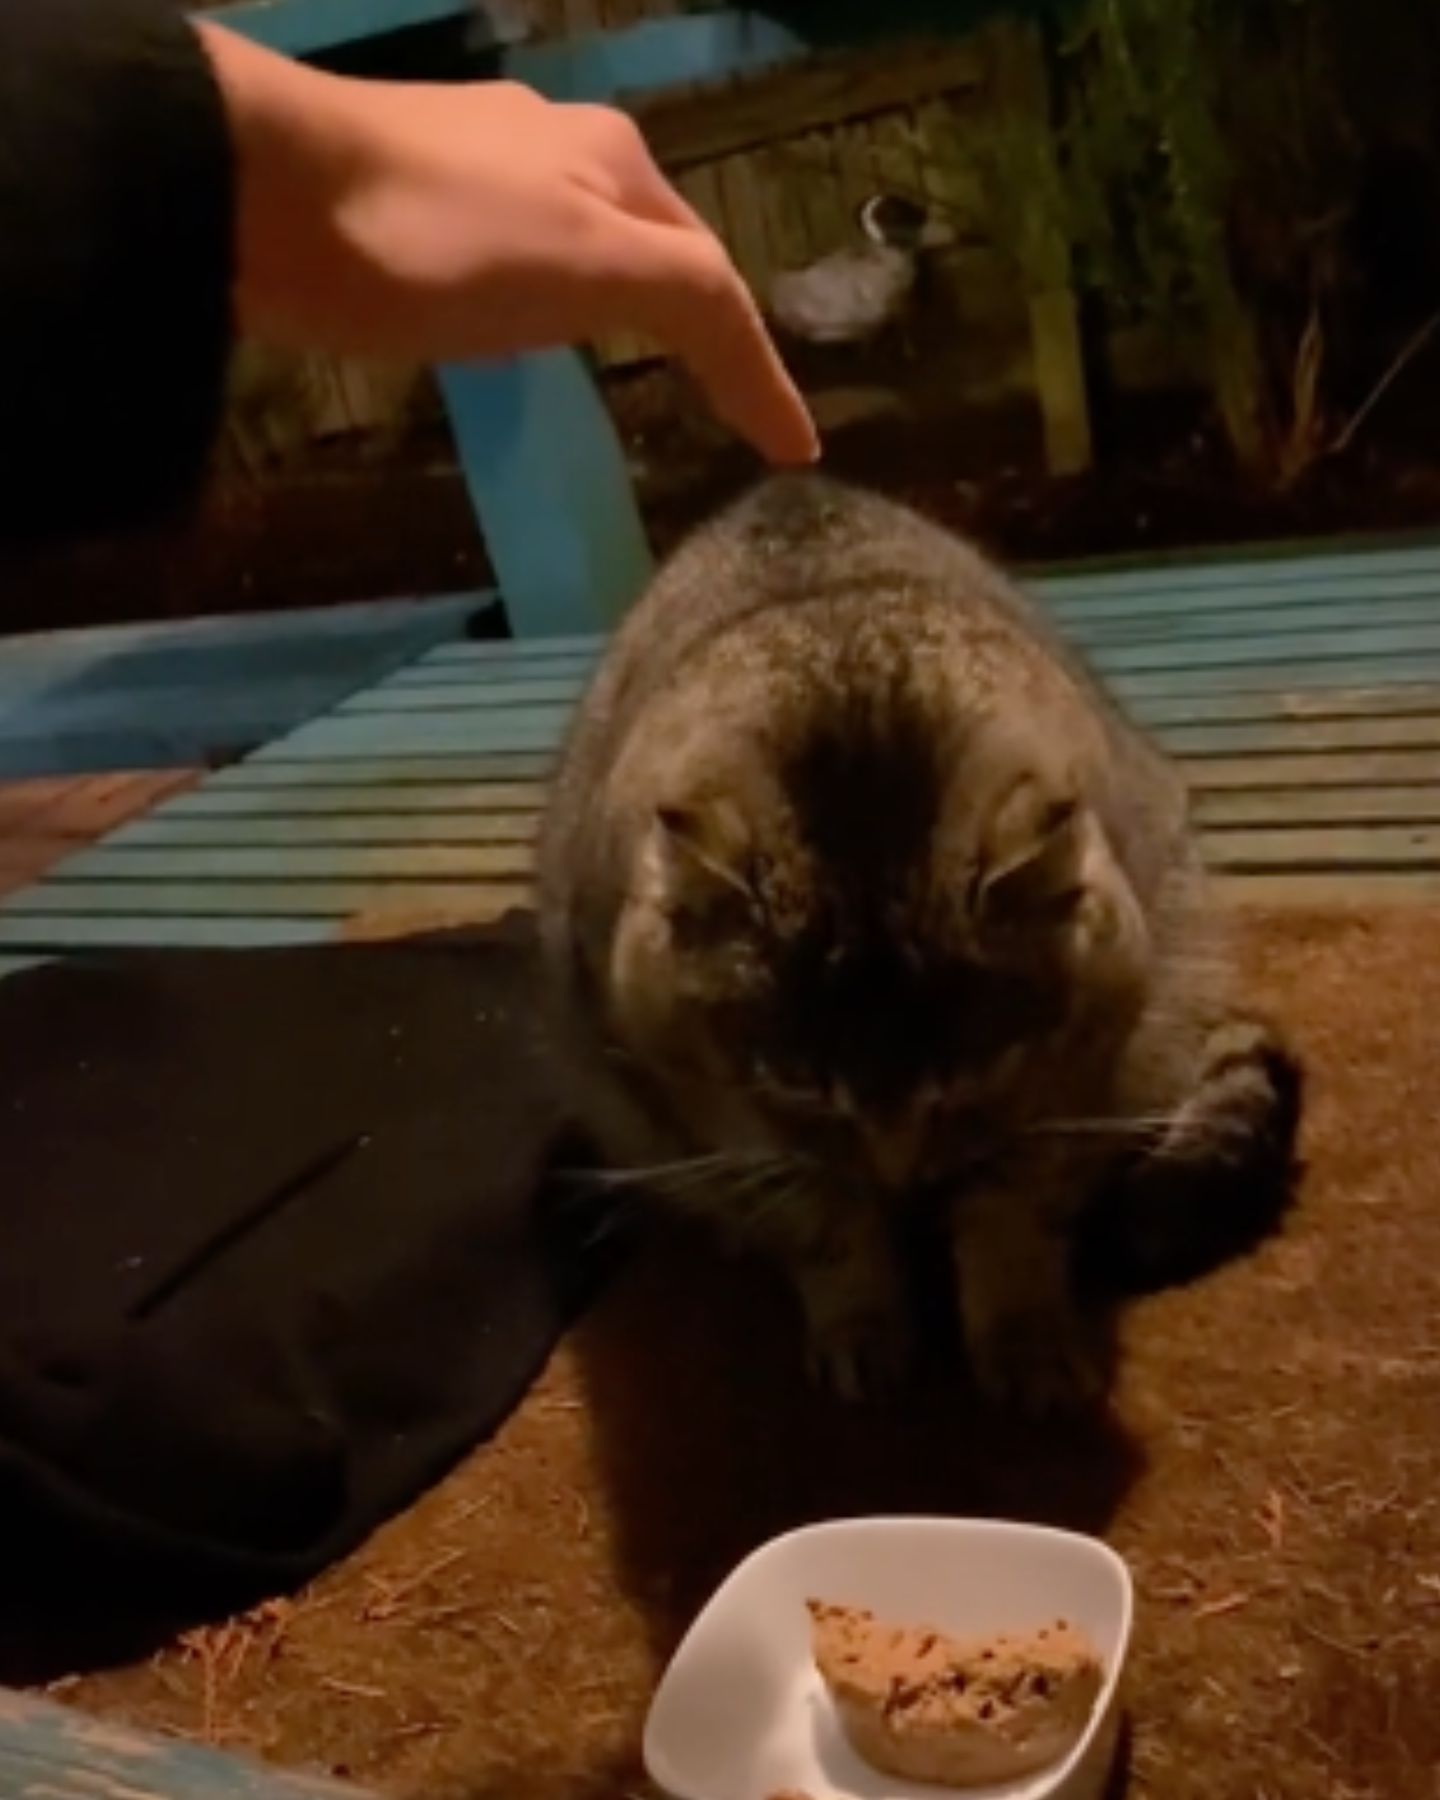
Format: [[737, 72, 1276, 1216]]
[[768, 193, 944, 347]]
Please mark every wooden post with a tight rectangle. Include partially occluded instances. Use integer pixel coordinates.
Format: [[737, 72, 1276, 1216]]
[[989, 23, 1093, 478], [0, 1687, 377, 1798], [1028, 289, 1093, 478]]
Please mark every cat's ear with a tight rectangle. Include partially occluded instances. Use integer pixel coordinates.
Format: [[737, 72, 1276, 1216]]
[[974, 781, 1088, 930], [652, 798, 754, 911]]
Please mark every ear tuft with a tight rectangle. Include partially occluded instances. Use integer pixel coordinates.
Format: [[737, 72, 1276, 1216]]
[[977, 786, 1088, 928], [654, 798, 753, 909]]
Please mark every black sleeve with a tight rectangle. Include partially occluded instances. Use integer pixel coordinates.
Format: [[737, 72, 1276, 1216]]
[[0, 0, 236, 549]]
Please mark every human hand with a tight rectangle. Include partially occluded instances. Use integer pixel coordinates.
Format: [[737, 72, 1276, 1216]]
[[198, 25, 817, 464]]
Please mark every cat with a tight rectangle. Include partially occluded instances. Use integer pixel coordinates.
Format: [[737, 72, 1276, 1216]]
[[536, 474, 1300, 1414]]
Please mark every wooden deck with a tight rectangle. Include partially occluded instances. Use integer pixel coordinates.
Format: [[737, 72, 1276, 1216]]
[[1, 538, 1438, 975], [0, 771, 198, 898]]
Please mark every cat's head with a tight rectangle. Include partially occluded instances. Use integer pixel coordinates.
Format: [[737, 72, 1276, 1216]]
[[602, 687, 1152, 1192]]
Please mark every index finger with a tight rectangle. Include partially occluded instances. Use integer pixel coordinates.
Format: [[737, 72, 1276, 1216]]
[[612, 214, 818, 467]]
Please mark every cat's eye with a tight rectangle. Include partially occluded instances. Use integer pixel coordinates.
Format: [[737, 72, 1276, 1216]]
[[750, 1057, 832, 1114]]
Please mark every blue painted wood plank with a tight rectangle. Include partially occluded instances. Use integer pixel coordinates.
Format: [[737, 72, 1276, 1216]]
[[1, 879, 529, 918], [1036, 540, 1440, 597], [112, 813, 536, 846], [162, 781, 547, 816], [58, 843, 535, 880], [340, 674, 586, 713], [385, 658, 598, 689], [0, 1687, 372, 1797], [252, 708, 572, 757], [202, 0, 472, 55], [0, 917, 339, 950], [1099, 622, 1440, 675], [1183, 750, 1440, 789], [1075, 595, 1440, 647], [1041, 566, 1440, 624], [1111, 656, 1440, 701], [1204, 825, 1440, 870], [232, 754, 556, 781], [383, 664, 595, 693], [1161, 685, 1440, 723], [1164, 714, 1440, 758], [421, 636, 600, 664], [1196, 787, 1440, 827], [438, 355, 653, 638], [1211, 871, 1440, 905]]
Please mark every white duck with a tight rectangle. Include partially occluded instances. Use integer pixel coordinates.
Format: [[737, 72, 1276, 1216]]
[[769, 193, 940, 346]]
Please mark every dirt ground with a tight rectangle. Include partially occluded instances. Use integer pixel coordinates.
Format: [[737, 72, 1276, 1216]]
[[24, 904, 1440, 1800]]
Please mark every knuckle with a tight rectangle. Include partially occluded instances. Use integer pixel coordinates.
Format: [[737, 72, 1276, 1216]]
[[584, 103, 647, 158], [488, 78, 540, 107], [688, 235, 739, 301]]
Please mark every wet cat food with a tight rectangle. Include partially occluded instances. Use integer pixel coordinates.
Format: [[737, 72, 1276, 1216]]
[[808, 1599, 1103, 1787]]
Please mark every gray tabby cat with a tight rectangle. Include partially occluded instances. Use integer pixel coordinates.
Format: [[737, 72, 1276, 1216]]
[[537, 475, 1298, 1413]]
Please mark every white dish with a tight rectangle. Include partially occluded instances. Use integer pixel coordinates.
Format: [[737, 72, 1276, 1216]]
[[644, 1516, 1132, 1800]]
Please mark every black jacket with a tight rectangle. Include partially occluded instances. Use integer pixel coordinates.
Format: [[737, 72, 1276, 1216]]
[[0, 0, 235, 548]]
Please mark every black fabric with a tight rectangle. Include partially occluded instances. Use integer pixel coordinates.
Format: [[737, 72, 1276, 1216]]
[[0, 914, 614, 1610], [0, 0, 235, 552]]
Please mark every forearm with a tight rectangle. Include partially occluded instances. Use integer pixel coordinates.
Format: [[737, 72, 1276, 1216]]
[[0, 0, 236, 550]]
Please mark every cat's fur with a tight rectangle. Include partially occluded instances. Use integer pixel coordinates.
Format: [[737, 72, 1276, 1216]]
[[537, 475, 1299, 1412]]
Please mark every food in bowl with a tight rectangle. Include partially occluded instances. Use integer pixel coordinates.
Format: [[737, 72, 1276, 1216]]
[[808, 1599, 1103, 1787]]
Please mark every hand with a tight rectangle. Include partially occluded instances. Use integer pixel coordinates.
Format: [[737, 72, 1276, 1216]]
[[198, 25, 817, 464]]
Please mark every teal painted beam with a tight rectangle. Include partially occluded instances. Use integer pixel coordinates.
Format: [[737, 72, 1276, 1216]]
[[438, 355, 654, 636], [201, 0, 474, 55], [507, 10, 804, 101]]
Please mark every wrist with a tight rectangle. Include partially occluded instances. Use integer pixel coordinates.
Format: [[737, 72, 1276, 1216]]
[[194, 21, 377, 348]]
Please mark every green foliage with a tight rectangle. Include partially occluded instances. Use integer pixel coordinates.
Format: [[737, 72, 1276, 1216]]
[[959, 0, 1366, 478], [1058, 0, 1274, 467]]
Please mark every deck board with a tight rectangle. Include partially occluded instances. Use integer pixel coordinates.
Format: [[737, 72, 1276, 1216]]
[[2, 539, 1438, 954]]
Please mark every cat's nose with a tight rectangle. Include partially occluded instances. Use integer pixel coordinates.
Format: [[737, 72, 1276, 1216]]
[[861, 1116, 923, 1191]]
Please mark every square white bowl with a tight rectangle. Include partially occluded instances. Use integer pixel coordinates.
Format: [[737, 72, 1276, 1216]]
[[644, 1517, 1132, 1800]]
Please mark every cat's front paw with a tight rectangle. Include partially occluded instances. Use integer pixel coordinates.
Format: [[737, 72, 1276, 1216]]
[[966, 1309, 1106, 1419], [806, 1309, 914, 1404]]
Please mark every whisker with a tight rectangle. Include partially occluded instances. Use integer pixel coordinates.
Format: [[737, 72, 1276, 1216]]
[[1026, 1113, 1176, 1142], [555, 1152, 736, 1189]]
